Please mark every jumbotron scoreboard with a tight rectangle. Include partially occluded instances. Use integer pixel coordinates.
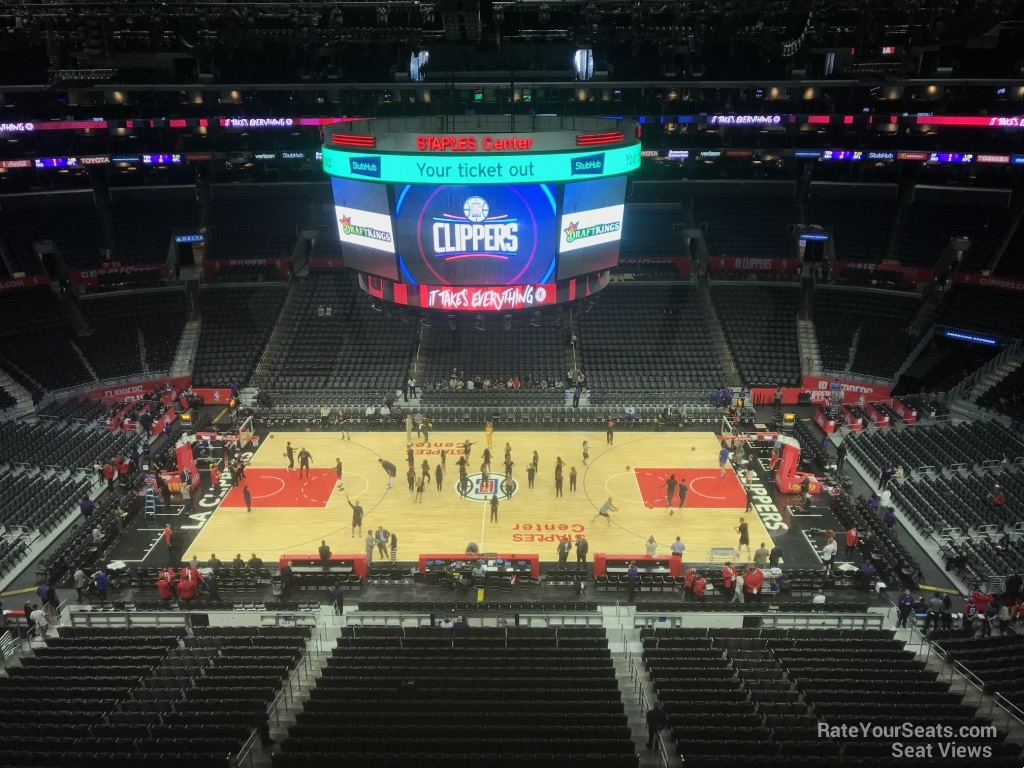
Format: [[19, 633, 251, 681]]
[[321, 116, 640, 311]]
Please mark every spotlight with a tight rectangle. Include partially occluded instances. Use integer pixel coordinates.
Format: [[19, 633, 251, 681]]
[[502, 314, 512, 331]]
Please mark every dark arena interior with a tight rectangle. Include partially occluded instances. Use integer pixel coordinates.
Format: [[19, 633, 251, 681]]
[[5, 2, 1024, 767]]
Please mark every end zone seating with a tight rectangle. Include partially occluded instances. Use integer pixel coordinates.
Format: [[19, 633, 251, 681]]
[[936, 284, 1024, 339], [693, 185, 796, 260], [0, 625, 307, 768], [813, 287, 922, 378], [712, 283, 800, 386], [192, 284, 288, 387], [579, 283, 724, 391], [274, 626, 637, 768]]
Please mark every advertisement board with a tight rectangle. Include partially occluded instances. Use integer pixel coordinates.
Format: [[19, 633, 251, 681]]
[[330, 177, 397, 281], [558, 175, 627, 280]]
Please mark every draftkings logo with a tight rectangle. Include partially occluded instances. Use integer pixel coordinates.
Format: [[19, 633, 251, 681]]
[[563, 219, 621, 244], [340, 215, 392, 245]]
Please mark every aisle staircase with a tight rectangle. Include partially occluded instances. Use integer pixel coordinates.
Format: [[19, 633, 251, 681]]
[[0, 366, 35, 420], [169, 319, 201, 378], [796, 318, 821, 377]]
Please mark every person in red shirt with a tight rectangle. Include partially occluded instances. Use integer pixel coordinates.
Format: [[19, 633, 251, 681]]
[[156, 576, 173, 600], [176, 576, 197, 600], [845, 527, 859, 558], [972, 589, 993, 615], [102, 462, 115, 491], [160, 566, 177, 584], [683, 567, 696, 599], [209, 463, 221, 487], [744, 565, 764, 603], [693, 575, 707, 603], [721, 562, 737, 600]]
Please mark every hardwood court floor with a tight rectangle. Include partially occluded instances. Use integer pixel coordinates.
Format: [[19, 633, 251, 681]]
[[187, 429, 774, 565]]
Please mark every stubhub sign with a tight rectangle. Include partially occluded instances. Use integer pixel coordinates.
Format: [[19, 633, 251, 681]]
[[349, 155, 382, 178], [571, 152, 605, 176]]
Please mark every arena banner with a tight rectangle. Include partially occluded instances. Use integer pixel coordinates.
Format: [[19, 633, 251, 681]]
[[709, 256, 798, 273], [192, 387, 233, 404], [955, 272, 1024, 293], [203, 258, 290, 277], [71, 263, 168, 288], [419, 284, 556, 311], [0, 274, 49, 293], [801, 376, 892, 404], [81, 376, 191, 402], [833, 261, 932, 286]]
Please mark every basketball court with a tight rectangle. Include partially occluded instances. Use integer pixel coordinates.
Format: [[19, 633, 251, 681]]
[[186, 429, 773, 564]]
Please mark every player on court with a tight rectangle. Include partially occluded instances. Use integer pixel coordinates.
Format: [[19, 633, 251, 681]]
[[297, 447, 312, 478], [335, 458, 343, 490], [347, 496, 363, 538], [378, 458, 396, 489], [606, 417, 615, 444], [593, 497, 618, 526], [337, 409, 350, 440], [735, 517, 751, 559], [677, 479, 688, 509], [719, 443, 731, 478], [485, 420, 494, 448], [582, 441, 590, 465], [662, 474, 678, 508], [463, 438, 475, 462], [284, 442, 295, 471]]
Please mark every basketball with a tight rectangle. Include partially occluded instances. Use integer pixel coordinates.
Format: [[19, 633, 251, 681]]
[[669, 510, 675, 517], [626, 465, 631, 470], [306, 427, 311, 432], [692, 446, 696, 451], [282, 453, 287, 458]]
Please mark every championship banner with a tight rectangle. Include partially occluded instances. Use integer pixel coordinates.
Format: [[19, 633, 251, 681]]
[[0, 274, 49, 293], [833, 261, 932, 286], [203, 258, 290, 277], [955, 272, 1024, 293], [709, 257, 798, 273], [81, 376, 191, 403]]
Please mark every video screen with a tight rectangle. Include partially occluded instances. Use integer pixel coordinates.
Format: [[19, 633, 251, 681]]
[[558, 175, 627, 280], [330, 177, 398, 281], [395, 183, 557, 286]]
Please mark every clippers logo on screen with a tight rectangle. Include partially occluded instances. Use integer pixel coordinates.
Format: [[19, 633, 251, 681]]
[[433, 195, 520, 258], [397, 184, 556, 286]]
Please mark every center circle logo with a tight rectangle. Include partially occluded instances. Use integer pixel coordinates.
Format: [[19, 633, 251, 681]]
[[463, 196, 489, 222], [454, 472, 518, 502]]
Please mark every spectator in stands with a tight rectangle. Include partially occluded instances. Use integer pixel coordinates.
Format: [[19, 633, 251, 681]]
[[228, 553, 243, 569], [883, 507, 897, 529], [29, 603, 47, 638], [769, 544, 784, 567], [156, 573, 173, 601], [683, 567, 696, 599], [856, 560, 876, 591], [721, 562, 737, 600], [812, 590, 826, 606], [893, 464, 905, 483], [92, 568, 108, 601], [896, 589, 914, 628], [102, 461, 115, 491], [73, 568, 88, 600], [248, 553, 263, 570], [645, 700, 670, 750], [845, 527, 859, 558], [879, 461, 895, 488], [987, 484, 1007, 507], [318, 539, 332, 566], [624, 404, 635, 425], [79, 495, 95, 518], [744, 565, 764, 603], [328, 583, 344, 615], [693, 574, 707, 603], [835, 441, 847, 474], [626, 561, 639, 601]]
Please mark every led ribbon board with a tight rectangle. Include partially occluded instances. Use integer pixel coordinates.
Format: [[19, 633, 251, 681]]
[[322, 143, 641, 185]]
